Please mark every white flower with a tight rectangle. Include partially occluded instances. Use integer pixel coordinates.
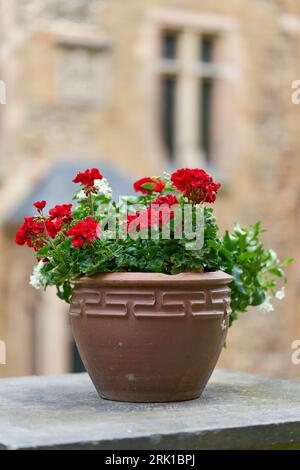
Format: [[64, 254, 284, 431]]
[[258, 295, 274, 313], [29, 260, 47, 290], [162, 171, 171, 182], [275, 287, 285, 300], [94, 178, 113, 199], [76, 190, 87, 200], [76, 178, 113, 201]]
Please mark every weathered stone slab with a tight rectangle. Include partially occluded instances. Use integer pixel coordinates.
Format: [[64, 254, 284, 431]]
[[0, 369, 299, 450]]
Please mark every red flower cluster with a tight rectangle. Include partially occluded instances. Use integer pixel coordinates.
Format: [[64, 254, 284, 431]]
[[73, 168, 103, 187], [133, 177, 165, 194], [152, 194, 178, 207], [16, 217, 59, 251], [49, 204, 73, 233], [171, 168, 221, 203], [150, 194, 179, 226], [45, 219, 61, 239], [16, 202, 74, 251], [127, 194, 178, 232], [49, 204, 73, 231], [67, 217, 99, 248], [16, 217, 43, 248], [49, 204, 72, 221]]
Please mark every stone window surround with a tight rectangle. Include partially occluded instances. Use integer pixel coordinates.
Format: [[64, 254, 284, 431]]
[[140, 8, 240, 172]]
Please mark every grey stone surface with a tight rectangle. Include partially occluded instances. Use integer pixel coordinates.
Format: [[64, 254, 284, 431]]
[[0, 369, 299, 450]]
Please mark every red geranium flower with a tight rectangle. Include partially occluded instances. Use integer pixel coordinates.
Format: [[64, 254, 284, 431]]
[[150, 194, 179, 226], [73, 168, 103, 187], [151, 194, 178, 207], [127, 194, 179, 233], [52, 217, 63, 232], [133, 177, 165, 194], [33, 200, 46, 211], [49, 204, 73, 223], [67, 217, 99, 248], [171, 168, 221, 203], [126, 213, 140, 226], [45, 219, 60, 239], [16, 217, 44, 246], [126, 210, 148, 232], [16, 217, 57, 251]]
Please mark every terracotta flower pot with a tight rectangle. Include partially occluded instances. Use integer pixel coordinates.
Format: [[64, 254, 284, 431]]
[[70, 271, 233, 402]]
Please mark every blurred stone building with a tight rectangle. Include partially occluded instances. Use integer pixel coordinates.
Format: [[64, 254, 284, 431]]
[[0, 0, 299, 378]]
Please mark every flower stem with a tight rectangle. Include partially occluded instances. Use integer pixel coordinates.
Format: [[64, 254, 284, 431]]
[[88, 192, 94, 216]]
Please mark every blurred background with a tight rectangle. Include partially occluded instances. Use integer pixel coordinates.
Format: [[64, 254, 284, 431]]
[[0, 0, 299, 379]]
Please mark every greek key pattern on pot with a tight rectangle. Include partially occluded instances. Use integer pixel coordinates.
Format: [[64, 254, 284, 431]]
[[70, 287, 231, 318]]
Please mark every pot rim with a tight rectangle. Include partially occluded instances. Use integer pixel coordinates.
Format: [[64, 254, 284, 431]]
[[71, 270, 233, 287]]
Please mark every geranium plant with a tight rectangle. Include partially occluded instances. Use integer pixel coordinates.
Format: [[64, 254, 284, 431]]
[[16, 167, 292, 326]]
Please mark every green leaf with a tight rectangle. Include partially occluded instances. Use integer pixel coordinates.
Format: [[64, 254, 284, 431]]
[[268, 267, 284, 277], [283, 257, 294, 267], [56, 282, 73, 303], [251, 289, 266, 306], [268, 249, 278, 263], [141, 183, 156, 190], [234, 223, 247, 236], [36, 244, 52, 257]]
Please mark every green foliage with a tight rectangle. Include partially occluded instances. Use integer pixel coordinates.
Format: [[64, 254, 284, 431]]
[[37, 206, 220, 297], [32, 179, 291, 327], [216, 222, 291, 325]]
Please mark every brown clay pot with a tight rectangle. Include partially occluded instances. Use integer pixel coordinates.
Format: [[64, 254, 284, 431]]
[[70, 271, 233, 403]]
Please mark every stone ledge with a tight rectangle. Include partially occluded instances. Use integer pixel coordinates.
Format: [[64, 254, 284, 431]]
[[0, 369, 299, 450]]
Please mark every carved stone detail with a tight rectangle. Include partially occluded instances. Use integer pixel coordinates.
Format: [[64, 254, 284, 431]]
[[17, 0, 101, 24], [57, 44, 111, 106]]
